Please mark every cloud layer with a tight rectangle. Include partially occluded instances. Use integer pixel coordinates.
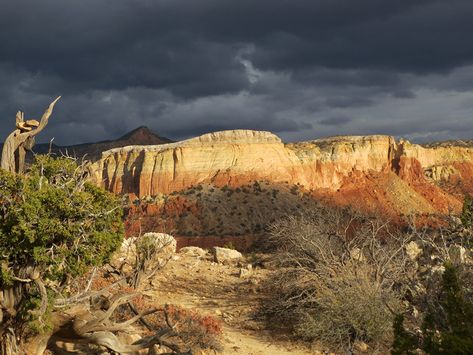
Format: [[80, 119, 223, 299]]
[[1, 0, 473, 144]]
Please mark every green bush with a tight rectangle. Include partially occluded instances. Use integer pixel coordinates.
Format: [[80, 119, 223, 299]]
[[0, 155, 124, 334], [391, 314, 417, 355], [422, 263, 473, 354], [392, 263, 473, 354]]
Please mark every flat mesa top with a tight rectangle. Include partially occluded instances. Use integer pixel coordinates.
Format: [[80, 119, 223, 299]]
[[102, 129, 282, 156]]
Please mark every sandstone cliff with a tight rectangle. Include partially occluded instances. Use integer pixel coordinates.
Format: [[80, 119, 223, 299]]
[[91, 132, 397, 194], [89, 130, 473, 223]]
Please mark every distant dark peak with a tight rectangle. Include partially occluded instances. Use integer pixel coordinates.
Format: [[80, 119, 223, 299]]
[[24, 125, 173, 163], [118, 126, 173, 143], [119, 126, 153, 140]]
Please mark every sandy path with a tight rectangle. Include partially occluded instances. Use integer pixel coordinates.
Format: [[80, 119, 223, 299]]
[[148, 253, 314, 354]]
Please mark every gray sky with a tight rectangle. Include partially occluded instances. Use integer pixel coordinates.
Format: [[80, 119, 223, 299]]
[[1, 0, 473, 144]]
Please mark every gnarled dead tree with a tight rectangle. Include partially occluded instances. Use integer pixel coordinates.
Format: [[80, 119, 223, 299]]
[[1, 96, 60, 174], [47, 292, 191, 355]]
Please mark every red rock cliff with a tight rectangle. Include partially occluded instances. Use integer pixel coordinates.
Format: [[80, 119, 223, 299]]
[[89, 130, 473, 215]]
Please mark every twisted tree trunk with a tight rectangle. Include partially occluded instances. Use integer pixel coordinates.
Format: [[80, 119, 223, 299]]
[[1, 97, 60, 174]]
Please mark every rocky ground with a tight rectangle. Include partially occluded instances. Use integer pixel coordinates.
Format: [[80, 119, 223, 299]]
[[147, 247, 316, 354]]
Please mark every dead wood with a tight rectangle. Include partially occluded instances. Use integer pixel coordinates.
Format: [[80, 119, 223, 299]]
[[1, 96, 60, 174]]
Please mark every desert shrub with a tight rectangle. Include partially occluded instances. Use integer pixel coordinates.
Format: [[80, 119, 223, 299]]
[[262, 208, 414, 351], [223, 241, 236, 250], [389, 199, 473, 355], [0, 155, 124, 350], [164, 305, 223, 351], [124, 300, 223, 352]]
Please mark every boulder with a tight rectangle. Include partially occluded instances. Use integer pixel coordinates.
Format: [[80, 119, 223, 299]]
[[212, 247, 242, 264], [142, 232, 176, 255], [179, 246, 207, 258], [114, 233, 176, 270]]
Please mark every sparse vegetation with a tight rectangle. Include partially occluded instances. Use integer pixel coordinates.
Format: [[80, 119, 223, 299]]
[[126, 181, 321, 237], [262, 208, 414, 352], [391, 200, 473, 354]]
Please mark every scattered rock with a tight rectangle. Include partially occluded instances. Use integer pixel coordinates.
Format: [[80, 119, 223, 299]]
[[212, 247, 243, 264], [406, 241, 422, 260], [431, 265, 445, 275], [449, 245, 469, 265], [350, 248, 365, 262], [353, 340, 369, 353], [179, 246, 207, 258], [239, 264, 253, 278]]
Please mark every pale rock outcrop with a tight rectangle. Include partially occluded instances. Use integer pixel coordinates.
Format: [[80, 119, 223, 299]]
[[399, 139, 473, 169], [406, 241, 423, 261], [212, 246, 243, 263], [143, 232, 176, 253], [115, 232, 176, 268], [178, 246, 207, 258]]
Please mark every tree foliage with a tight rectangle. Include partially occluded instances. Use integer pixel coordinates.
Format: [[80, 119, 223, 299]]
[[0, 155, 124, 337], [391, 314, 417, 355], [422, 262, 473, 354]]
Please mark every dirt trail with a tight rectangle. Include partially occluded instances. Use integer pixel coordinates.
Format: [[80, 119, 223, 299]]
[[148, 252, 313, 354]]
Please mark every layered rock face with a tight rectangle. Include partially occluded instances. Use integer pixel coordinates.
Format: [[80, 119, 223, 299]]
[[90, 131, 397, 194], [89, 130, 473, 216]]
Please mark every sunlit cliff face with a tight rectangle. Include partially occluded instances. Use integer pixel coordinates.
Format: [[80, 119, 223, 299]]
[[89, 130, 473, 216]]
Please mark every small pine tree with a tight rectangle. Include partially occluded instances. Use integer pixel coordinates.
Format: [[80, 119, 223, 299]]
[[393, 263, 473, 354], [422, 262, 473, 354], [391, 314, 417, 355]]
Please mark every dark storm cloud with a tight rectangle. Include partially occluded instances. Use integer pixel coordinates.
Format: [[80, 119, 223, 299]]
[[319, 116, 352, 126], [0, 0, 473, 144]]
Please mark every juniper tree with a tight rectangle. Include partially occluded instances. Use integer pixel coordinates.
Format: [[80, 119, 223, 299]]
[[0, 155, 124, 354]]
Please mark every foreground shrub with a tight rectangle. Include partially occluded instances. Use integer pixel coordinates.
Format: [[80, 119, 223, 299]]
[[120, 296, 223, 352], [262, 208, 414, 351], [164, 304, 223, 351], [0, 155, 124, 353]]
